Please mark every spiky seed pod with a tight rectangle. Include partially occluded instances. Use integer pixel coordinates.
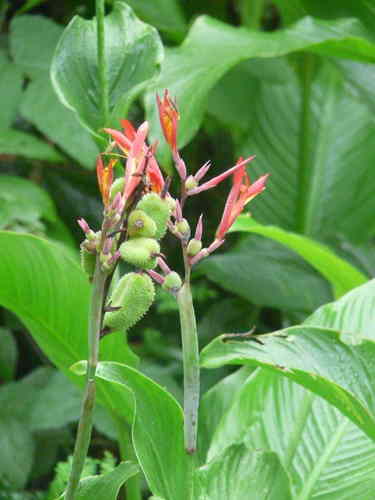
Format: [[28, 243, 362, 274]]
[[127, 210, 157, 238], [119, 237, 160, 269], [103, 272, 155, 332], [187, 239, 202, 257], [136, 193, 171, 240], [109, 177, 125, 201], [80, 247, 96, 279], [162, 271, 182, 293]]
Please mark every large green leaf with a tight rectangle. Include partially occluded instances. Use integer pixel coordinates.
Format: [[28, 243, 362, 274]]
[[207, 368, 375, 499], [0, 129, 63, 163], [198, 444, 292, 500], [92, 362, 192, 500], [0, 51, 23, 130], [0, 232, 137, 419], [233, 61, 375, 243], [0, 328, 17, 382], [275, 0, 375, 33], [200, 235, 332, 313], [122, 0, 187, 40], [146, 15, 375, 152], [201, 326, 375, 442], [10, 15, 99, 168], [51, 2, 163, 135], [306, 279, 375, 340], [230, 217, 367, 298], [61, 461, 139, 500]]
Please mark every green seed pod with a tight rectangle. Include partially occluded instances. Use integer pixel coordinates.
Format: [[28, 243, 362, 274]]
[[162, 271, 182, 293], [80, 247, 96, 279], [187, 238, 202, 257], [128, 209, 157, 238], [136, 193, 171, 240], [120, 237, 160, 269], [104, 272, 155, 332], [109, 177, 125, 201], [176, 218, 190, 238]]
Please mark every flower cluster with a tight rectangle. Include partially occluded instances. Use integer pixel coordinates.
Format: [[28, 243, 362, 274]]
[[77, 89, 268, 334]]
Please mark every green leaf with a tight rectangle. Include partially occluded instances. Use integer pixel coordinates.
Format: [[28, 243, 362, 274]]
[[0, 52, 23, 130], [0, 129, 63, 162], [0, 417, 35, 489], [16, 0, 46, 14], [10, 15, 62, 79], [93, 361, 192, 500], [51, 2, 163, 136], [230, 217, 367, 298], [0, 328, 17, 381], [198, 367, 253, 463], [20, 78, 99, 169], [146, 15, 375, 152], [198, 444, 292, 500], [200, 235, 332, 313], [61, 461, 139, 500], [0, 232, 137, 419], [201, 326, 375, 442], [10, 15, 99, 168], [306, 279, 375, 340], [207, 368, 375, 499], [235, 61, 375, 242], [275, 0, 375, 33], [122, 0, 187, 39]]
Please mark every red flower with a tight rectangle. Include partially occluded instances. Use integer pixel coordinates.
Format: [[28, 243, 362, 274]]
[[216, 159, 269, 240], [96, 155, 115, 207], [157, 89, 179, 154], [104, 121, 165, 199]]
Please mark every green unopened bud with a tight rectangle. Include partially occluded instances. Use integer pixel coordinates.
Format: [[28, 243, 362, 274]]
[[185, 175, 198, 191], [166, 196, 177, 213], [104, 272, 155, 332], [162, 271, 182, 293], [187, 238, 202, 257], [137, 193, 171, 240], [176, 218, 190, 238], [109, 177, 125, 201], [128, 210, 157, 238], [80, 247, 96, 279], [120, 237, 160, 269]]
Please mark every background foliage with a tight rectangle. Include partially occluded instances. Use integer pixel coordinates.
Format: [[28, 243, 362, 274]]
[[0, 0, 374, 498]]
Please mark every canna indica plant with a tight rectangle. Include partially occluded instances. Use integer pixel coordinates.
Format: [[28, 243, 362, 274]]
[[66, 90, 268, 498]]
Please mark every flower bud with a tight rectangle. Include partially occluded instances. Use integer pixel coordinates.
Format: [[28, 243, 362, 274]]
[[80, 247, 96, 279], [120, 237, 160, 269], [104, 272, 155, 332], [109, 177, 125, 201], [185, 175, 198, 191], [176, 218, 190, 239], [128, 210, 157, 238], [162, 271, 182, 293], [187, 238, 202, 257], [136, 193, 171, 240]]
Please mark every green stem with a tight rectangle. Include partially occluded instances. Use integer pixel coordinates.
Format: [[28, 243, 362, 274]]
[[65, 263, 107, 500], [176, 277, 200, 454], [115, 417, 142, 500], [96, 0, 109, 127], [240, 0, 265, 30]]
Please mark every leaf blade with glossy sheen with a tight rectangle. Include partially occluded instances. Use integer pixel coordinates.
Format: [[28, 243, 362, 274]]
[[230, 216, 367, 297], [146, 15, 375, 151], [0, 232, 137, 420], [51, 2, 163, 135], [199, 444, 292, 500], [201, 326, 375, 442], [94, 361, 191, 500]]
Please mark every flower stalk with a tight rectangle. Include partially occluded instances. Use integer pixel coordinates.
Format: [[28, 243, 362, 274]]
[[64, 259, 107, 500], [176, 271, 200, 454]]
